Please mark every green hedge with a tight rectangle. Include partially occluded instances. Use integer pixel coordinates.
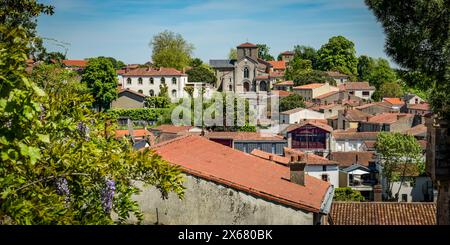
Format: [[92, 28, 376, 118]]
[[108, 108, 170, 121]]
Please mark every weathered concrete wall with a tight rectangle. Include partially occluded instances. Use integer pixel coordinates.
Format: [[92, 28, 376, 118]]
[[133, 174, 314, 225]]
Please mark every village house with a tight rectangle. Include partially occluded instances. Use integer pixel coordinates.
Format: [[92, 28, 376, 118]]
[[311, 90, 362, 105], [284, 120, 333, 157], [205, 131, 287, 155], [406, 102, 431, 117], [403, 93, 425, 105], [334, 109, 372, 130], [272, 80, 294, 91], [134, 135, 334, 225], [331, 130, 379, 152], [325, 71, 350, 85], [328, 202, 436, 225], [151, 124, 202, 142], [403, 124, 427, 140], [383, 97, 406, 111], [209, 42, 275, 94], [121, 67, 188, 102], [280, 108, 325, 124], [358, 112, 416, 132], [310, 103, 345, 119], [279, 51, 295, 63], [354, 101, 395, 115], [338, 82, 375, 100], [114, 128, 155, 150], [61, 59, 88, 71], [111, 89, 146, 109], [293, 83, 339, 101], [267, 60, 286, 73]]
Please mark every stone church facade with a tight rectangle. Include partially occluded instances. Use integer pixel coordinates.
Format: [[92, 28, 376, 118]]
[[209, 42, 277, 95]]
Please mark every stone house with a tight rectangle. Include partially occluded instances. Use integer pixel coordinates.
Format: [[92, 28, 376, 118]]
[[355, 101, 396, 115], [335, 109, 372, 130], [293, 83, 339, 101], [111, 89, 146, 109], [338, 82, 375, 100], [280, 108, 325, 124], [325, 71, 350, 85], [272, 80, 294, 91], [358, 113, 416, 132], [134, 135, 334, 225]]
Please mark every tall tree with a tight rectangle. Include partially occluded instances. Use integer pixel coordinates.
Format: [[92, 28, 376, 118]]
[[375, 132, 422, 201], [365, 0, 450, 119], [294, 45, 319, 69], [317, 36, 358, 76], [95, 56, 126, 70], [189, 58, 203, 68], [357, 55, 376, 81], [186, 65, 216, 84], [228, 48, 237, 60], [150, 30, 194, 70], [256, 44, 274, 61], [372, 81, 404, 101], [81, 57, 118, 111], [367, 58, 397, 89]]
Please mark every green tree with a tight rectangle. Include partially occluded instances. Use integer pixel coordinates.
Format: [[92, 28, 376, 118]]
[[293, 45, 319, 69], [44, 51, 66, 63], [0, 27, 184, 224], [189, 58, 203, 67], [357, 55, 376, 81], [186, 65, 216, 84], [375, 132, 422, 200], [145, 96, 171, 108], [256, 44, 274, 61], [94, 56, 126, 70], [228, 48, 237, 60], [81, 57, 118, 112], [150, 30, 194, 70], [365, 0, 450, 119], [280, 94, 305, 112], [373, 81, 404, 101], [333, 187, 365, 201], [159, 83, 169, 98], [0, 0, 54, 61], [284, 57, 312, 81], [317, 36, 358, 76], [367, 58, 397, 89]]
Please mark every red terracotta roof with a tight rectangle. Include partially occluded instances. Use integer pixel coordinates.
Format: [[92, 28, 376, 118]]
[[286, 120, 333, 133], [116, 69, 126, 75], [151, 135, 331, 212], [274, 80, 294, 86], [205, 131, 284, 141], [343, 109, 372, 122], [62, 60, 88, 67], [237, 42, 257, 48], [330, 151, 375, 167], [268, 60, 286, 70], [367, 113, 414, 124], [280, 51, 294, 55], [362, 140, 376, 149], [269, 71, 285, 77], [118, 88, 146, 98], [355, 101, 392, 110], [383, 97, 404, 106], [284, 148, 338, 166], [407, 103, 430, 111], [123, 67, 186, 76], [403, 124, 427, 136], [330, 202, 436, 225], [250, 149, 290, 165], [338, 82, 375, 91], [325, 71, 349, 78], [332, 130, 379, 140], [153, 124, 193, 134], [271, 90, 293, 97], [293, 83, 325, 90], [115, 129, 153, 138], [314, 90, 340, 100]]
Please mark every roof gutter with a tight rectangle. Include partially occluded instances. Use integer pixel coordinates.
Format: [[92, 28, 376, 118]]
[[319, 185, 334, 215]]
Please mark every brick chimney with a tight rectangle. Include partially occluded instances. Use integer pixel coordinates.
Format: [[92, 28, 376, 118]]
[[373, 184, 382, 201], [289, 155, 306, 186]]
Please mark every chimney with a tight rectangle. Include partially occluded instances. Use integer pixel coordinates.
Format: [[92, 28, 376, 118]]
[[289, 155, 306, 186], [373, 184, 382, 201]]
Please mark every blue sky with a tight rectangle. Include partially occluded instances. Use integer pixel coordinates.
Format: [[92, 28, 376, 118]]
[[37, 0, 394, 66]]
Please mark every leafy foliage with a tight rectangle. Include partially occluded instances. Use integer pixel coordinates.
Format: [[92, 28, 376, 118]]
[[256, 44, 274, 61], [293, 45, 319, 69], [357, 55, 376, 81], [280, 94, 305, 112], [375, 132, 422, 200], [317, 36, 358, 76], [81, 57, 118, 111], [145, 96, 171, 109], [366, 58, 397, 89], [372, 81, 404, 101], [150, 30, 194, 70], [333, 187, 365, 201], [365, 0, 450, 119], [93, 56, 126, 70], [108, 108, 170, 122], [228, 48, 237, 60], [186, 65, 216, 84]]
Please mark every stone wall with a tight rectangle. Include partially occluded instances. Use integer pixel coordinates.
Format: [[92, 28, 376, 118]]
[[132, 174, 315, 225]]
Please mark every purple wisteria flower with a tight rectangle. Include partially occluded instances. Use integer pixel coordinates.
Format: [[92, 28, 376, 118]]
[[101, 179, 115, 214]]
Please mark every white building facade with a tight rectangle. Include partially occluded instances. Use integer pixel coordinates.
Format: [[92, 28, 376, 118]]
[[121, 67, 188, 102], [305, 164, 340, 188], [280, 108, 325, 124]]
